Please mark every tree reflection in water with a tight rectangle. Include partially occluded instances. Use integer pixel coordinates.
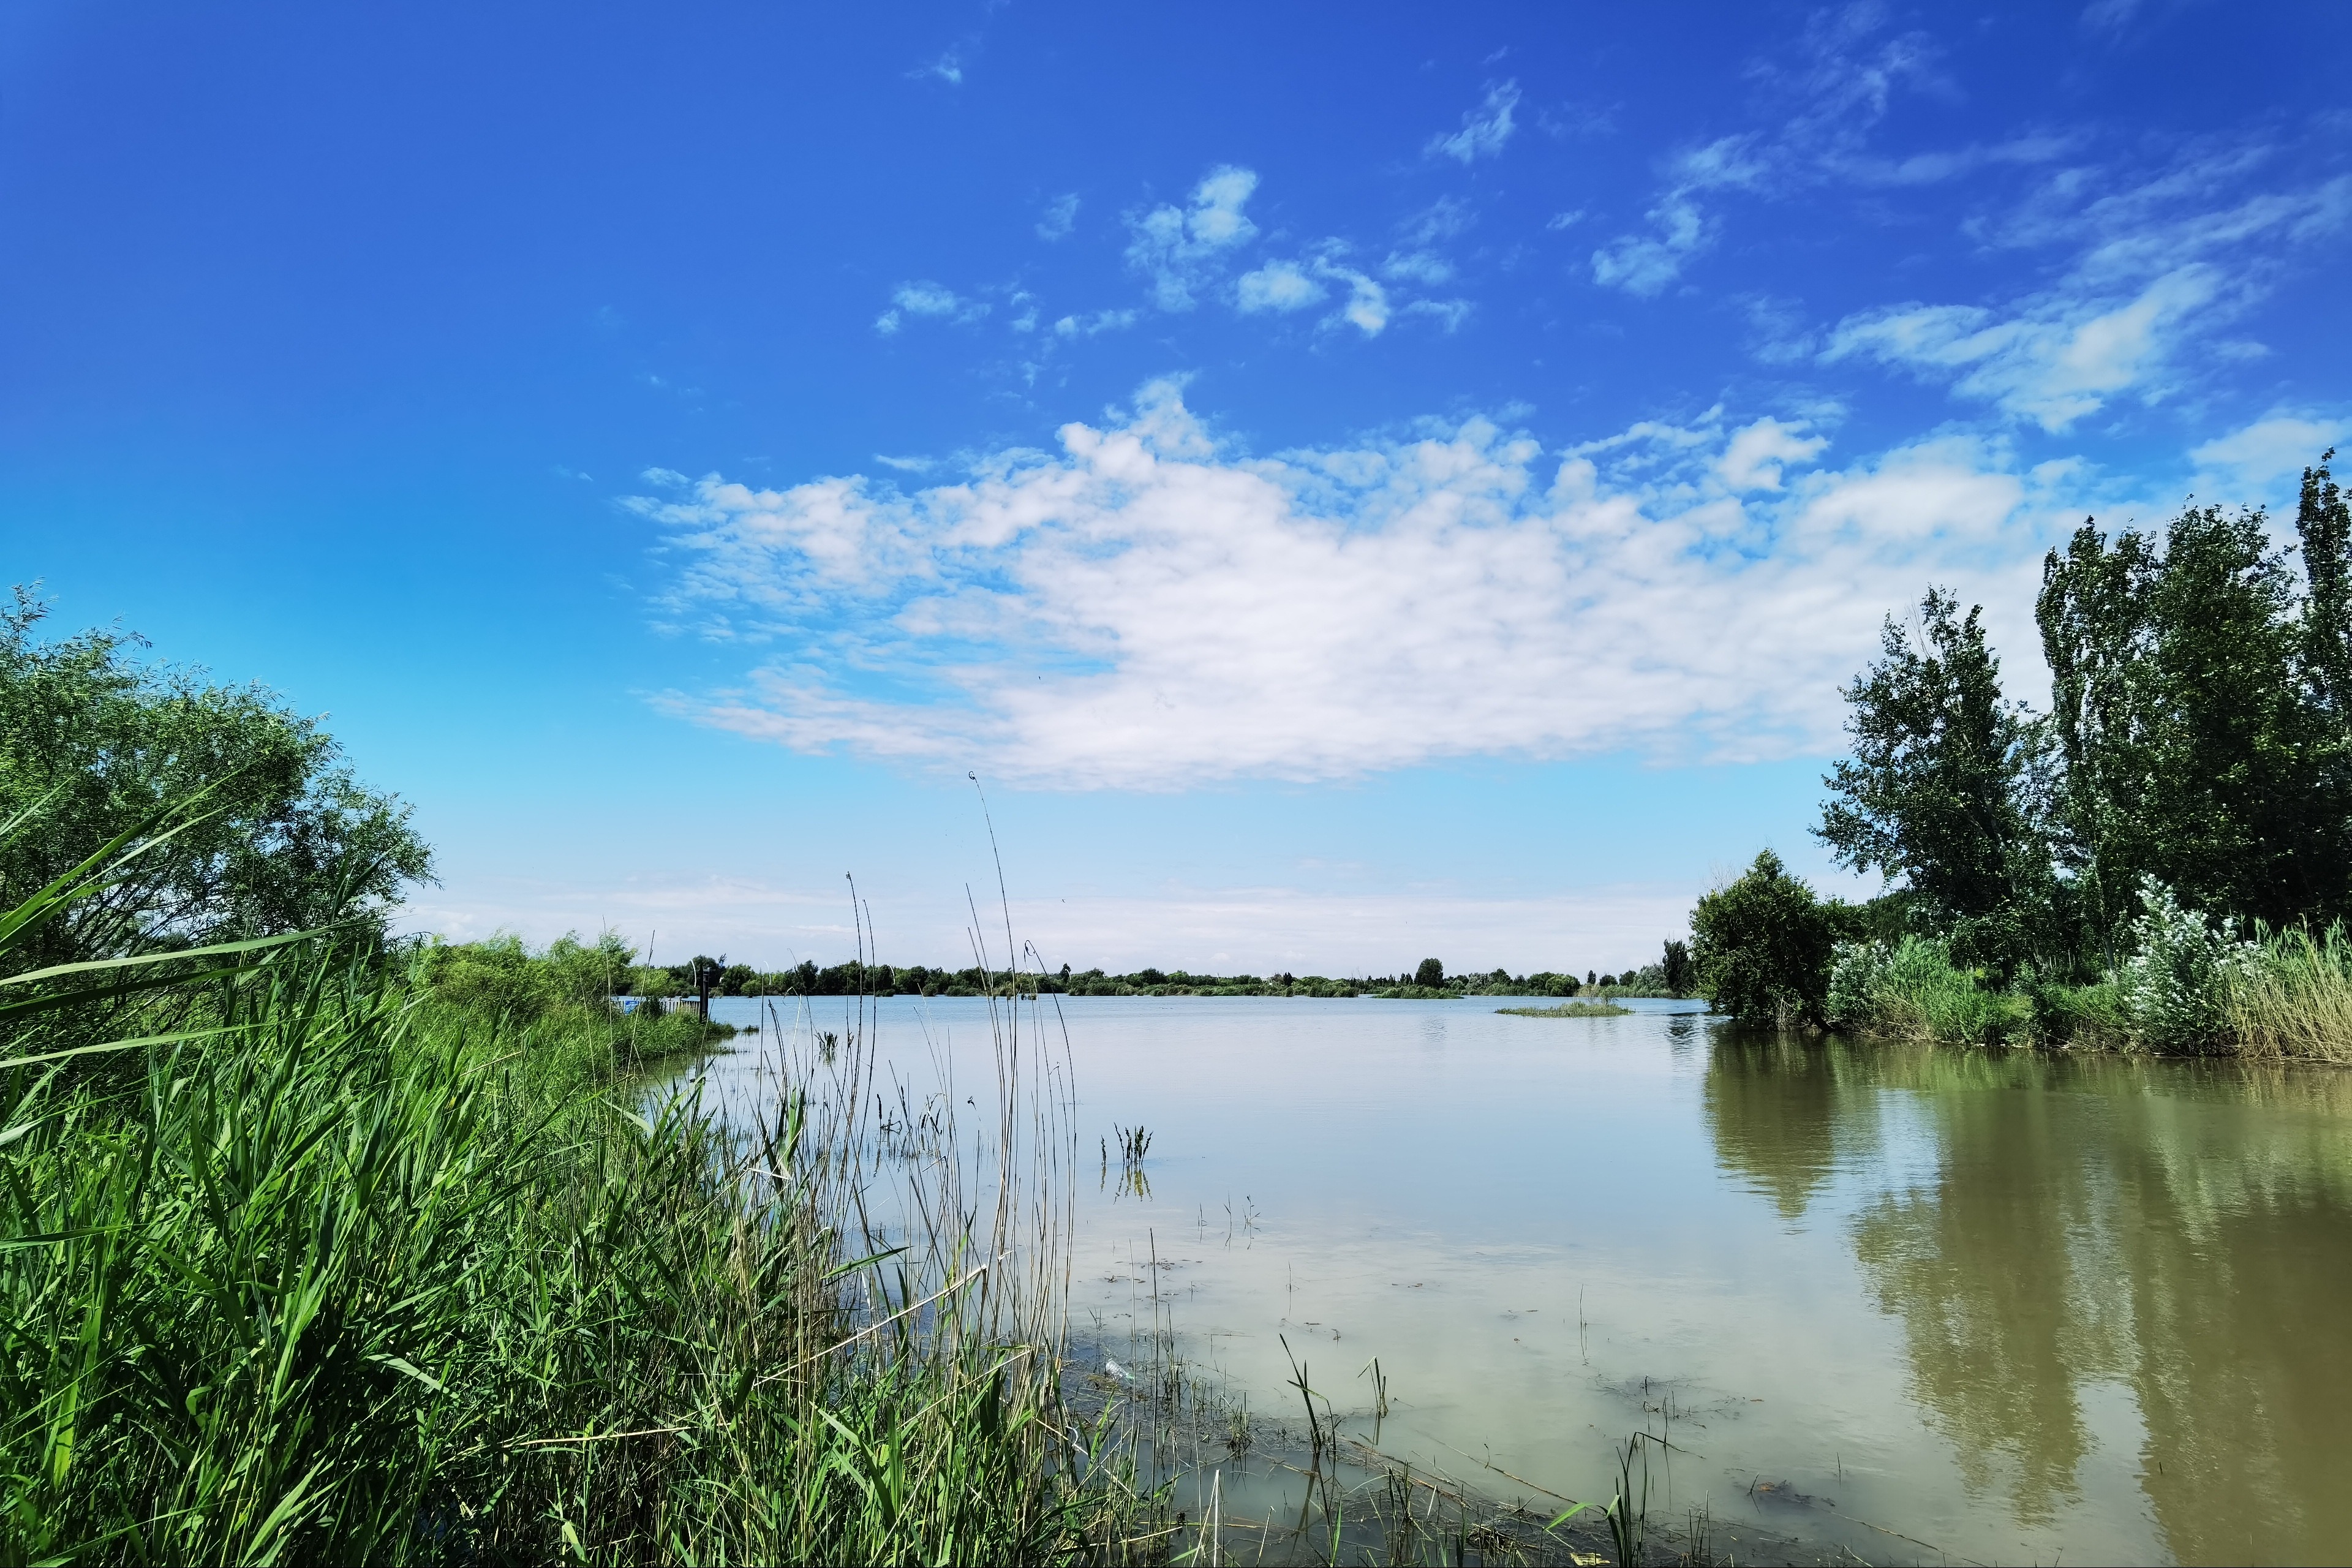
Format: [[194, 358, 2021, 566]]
[[1704, 1035, 2352, 1562]]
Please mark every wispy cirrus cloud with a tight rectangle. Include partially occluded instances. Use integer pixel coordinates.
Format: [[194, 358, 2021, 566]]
[[630, 382, 2086, 791], [1036, 192, 1079, 241], [874, 281, 987, 336], [1428, 81, 1521, 164], [1823, 164, 2352, 428]]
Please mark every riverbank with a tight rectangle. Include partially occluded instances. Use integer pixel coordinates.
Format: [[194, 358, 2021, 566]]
[[1826, 919, 2352, 1060]]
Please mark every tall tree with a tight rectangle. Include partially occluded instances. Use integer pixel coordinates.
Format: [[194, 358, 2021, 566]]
[[1817, 589, 2043, 963], [2297, 450, 2352, 718], [2038, 504, 2349, 938]]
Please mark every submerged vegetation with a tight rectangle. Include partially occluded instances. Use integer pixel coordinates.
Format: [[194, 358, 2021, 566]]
[[1698, 450, 2352, 1059], [1495, 1001, 1635, 1019]]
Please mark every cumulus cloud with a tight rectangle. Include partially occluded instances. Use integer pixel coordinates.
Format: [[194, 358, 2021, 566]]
[[1231, 251, 1392, 336], [1428, 81, 1521, 164], [632, 383, 2067, 790], [1127, 166, 1261, 309], [1717, 417, 1830, 491], [1328, 267, 1389, 335], [1591, 194, 1709, 297], [1235, 260, 1326, 314], [1825, 266, 2216, 430]]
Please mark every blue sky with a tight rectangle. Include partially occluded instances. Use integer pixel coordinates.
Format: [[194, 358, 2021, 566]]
[[4, 1, 2347, 974]]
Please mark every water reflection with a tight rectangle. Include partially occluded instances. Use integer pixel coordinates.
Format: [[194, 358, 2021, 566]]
[[1704, 1037, 2352, 1562]]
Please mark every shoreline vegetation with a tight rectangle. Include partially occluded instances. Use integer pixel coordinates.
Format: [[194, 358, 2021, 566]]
[[1, 812, 1156, 1561], [1692, 451, 2352, 1063], [0, 595, 1158, 1562]]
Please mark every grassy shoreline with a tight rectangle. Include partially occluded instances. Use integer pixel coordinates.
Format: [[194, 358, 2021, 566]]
[[1823, 920, 2352, 1061], [1, 938, 1139, 1563]]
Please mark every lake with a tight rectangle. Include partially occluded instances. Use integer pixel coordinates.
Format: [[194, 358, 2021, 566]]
[[692, 992, 2352, 1566]]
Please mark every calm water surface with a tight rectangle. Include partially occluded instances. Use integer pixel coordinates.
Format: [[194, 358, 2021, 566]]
[[698, 993, 2352, 1566]]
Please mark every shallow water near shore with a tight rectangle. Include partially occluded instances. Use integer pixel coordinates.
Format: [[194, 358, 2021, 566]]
[[692, 992, 2352, 1565]]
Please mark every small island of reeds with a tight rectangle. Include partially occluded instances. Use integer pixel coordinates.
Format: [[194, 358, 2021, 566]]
[[1496, 1000, 1634, 1018]]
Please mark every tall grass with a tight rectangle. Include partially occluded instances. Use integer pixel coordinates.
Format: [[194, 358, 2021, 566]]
[[2222, 924, 2352, 1063], [1826, 918, 2352, 1060], [1827, 936, 2032, 1047], [1, 932, 1108, 1564]]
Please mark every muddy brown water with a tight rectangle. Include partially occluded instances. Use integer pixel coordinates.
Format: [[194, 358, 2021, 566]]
[[699, 992, 2352, 1565]]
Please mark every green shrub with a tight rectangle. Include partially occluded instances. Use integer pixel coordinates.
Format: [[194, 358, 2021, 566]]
[[1692, 850, 1841, 1028], [2026, 977, 2130, 1049]]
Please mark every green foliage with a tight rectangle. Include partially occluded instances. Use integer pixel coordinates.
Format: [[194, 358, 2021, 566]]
[[0, 589, 431, 973], [1413, 957, 1444, 987], [1660, 940, 1694, 997], [415, 930, 636, 1021], [1, 960, 1079, 1564], [1818, 589, 2046, 954], [1691, 850, 1842, 1028], [0, 806, 1099, 1564], [1825, 935, 2031, 1046], [2038, 493, 2352, 941]]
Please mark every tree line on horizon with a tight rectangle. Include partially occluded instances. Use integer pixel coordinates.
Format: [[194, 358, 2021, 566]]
[[586, 946, 1697, 1001]]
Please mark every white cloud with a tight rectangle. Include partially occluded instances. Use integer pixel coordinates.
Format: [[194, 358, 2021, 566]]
[[1544, 209, 1585, 232], [1819, 159, 2350, 428], [1233, 252, 1392, 336], [1825, 265, 2217, 430], [1717, 418, 1830, 491], [914, 51, 962, 85], [1591, 195, 1707, 296], [875, 280, 987, 336], [1235, 260, 1326, 314], [1428, 81, 1521, 164], [1588, 135, 1770, 296], [1126, 166, 1261, 310], [1382, 251, 1454, 285], [636, 382, 2065, 790], [1036, 192, 1080, 241], [1053, 308, 1138, 337], [1328, 268, 1389, 335], [2190, 412, 2346, 499], [1400, 299, 1472, 332]]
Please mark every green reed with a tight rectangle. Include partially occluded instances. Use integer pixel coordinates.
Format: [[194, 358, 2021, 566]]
[[0, 930, 1125, 1564]]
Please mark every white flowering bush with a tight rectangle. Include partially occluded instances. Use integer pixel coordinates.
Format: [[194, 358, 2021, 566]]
[[1825, 940, 1889, 1028], [2117, 876, 2257, 1053]]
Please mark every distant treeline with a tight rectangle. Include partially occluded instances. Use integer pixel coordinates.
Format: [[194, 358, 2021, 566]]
[[616, 948, 1697, 1000]]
